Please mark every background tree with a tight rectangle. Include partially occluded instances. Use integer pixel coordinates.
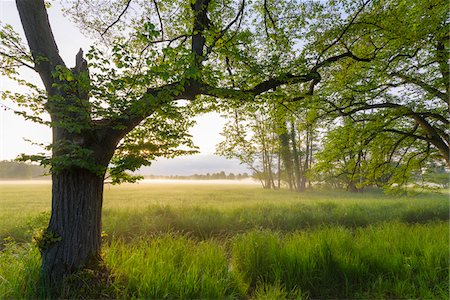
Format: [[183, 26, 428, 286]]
[[315, 0, 449, 171], [217, 104, 279, 189], [218, 96, 320, 191], [219, 0, 449, 193], [313, 116, 438, 192]]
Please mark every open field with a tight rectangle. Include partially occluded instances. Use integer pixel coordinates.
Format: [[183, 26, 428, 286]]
[[0, 182, 449, 299]]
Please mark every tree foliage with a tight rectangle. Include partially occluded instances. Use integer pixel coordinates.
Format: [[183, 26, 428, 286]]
[[309, 0, 449, 191], [1, 0, 358, 180], [218, 0, 449, 192]]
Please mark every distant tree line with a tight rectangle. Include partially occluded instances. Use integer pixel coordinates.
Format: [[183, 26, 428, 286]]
[[0, 160, 48, 179], [145, 172, 250, 180]]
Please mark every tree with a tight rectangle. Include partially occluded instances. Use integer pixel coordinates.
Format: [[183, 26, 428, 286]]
[[217, 104, 279, 189], [218, 0, 448, 193], [218, 100, 321, 191], [423, 161, 449, 189], [308, 0, 449, 192], [315, 0, 449, 168], [0, 0, 376, 289]]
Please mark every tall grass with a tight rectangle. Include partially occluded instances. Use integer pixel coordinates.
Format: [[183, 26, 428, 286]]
[[231, 222, 449, 299], [102, 199, 449, 241], [1, 222, 447, 299], [0, 238, 44, 299], [1, 182, 448, 242], [0, 183, 448, 298], [105, 235, 244, 299]]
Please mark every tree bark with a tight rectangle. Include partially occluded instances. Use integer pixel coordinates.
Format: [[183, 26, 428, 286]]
[[42, 168, 105, 289]]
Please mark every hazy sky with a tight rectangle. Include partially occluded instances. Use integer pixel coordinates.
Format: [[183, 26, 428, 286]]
[[0, 1, 228, 161]]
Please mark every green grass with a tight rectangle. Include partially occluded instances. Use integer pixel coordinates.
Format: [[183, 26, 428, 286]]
[[105, 235, 243, 299], [232, 223, 449, 299], [1, 182, 448, 242], [1, 223, 448, 299], [0, 182, 449, 298], [0, 238, 43, 299]]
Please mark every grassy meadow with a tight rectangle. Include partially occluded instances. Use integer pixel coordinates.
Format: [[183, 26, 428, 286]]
[[0, 181, 449, 299]]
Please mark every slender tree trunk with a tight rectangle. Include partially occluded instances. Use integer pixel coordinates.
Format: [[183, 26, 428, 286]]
[[261, 151, 270, 189], [277, 149, 281, 189], [267, 153, 275, 190], [347, 180, 359, 192], [290, 122, 302, 192], [307, 126, 314, 189], [301, 125, 310, 191], [279, 131, 293, 191], [41, 168, 106, 288], [268, 163, 275, 189]]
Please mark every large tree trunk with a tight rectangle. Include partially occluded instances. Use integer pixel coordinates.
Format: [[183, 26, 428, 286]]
[[41, 168, 105, 288]]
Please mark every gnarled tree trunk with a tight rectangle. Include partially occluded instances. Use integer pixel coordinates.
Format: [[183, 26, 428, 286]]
[[42, 168, 105, 287]]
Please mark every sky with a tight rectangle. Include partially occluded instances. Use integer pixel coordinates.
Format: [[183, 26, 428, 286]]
[[0, 1, 245, 173]]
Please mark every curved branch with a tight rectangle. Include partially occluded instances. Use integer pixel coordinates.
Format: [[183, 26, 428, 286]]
[[312, 50, 373, 72], [382, 128, 429, 142], [152, 0, 164, 40], [205, 0, 245, 56], [101, 0, 132, 37], [317, 0, 372, 61], [263, 0, 277, 38], [324, 99, 449, 165], [196, 71, 320, 99]]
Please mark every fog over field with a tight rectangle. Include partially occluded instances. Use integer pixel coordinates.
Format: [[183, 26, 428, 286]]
[[137, 154, 250, 176]]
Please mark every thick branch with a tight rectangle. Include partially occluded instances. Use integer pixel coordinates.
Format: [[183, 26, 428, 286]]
[[191, 0, 212, 68], [104, 69, 320, 143], [409, 113, 449, 165], [16, 0, 65, 92], [197, 72, 320, 98]]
